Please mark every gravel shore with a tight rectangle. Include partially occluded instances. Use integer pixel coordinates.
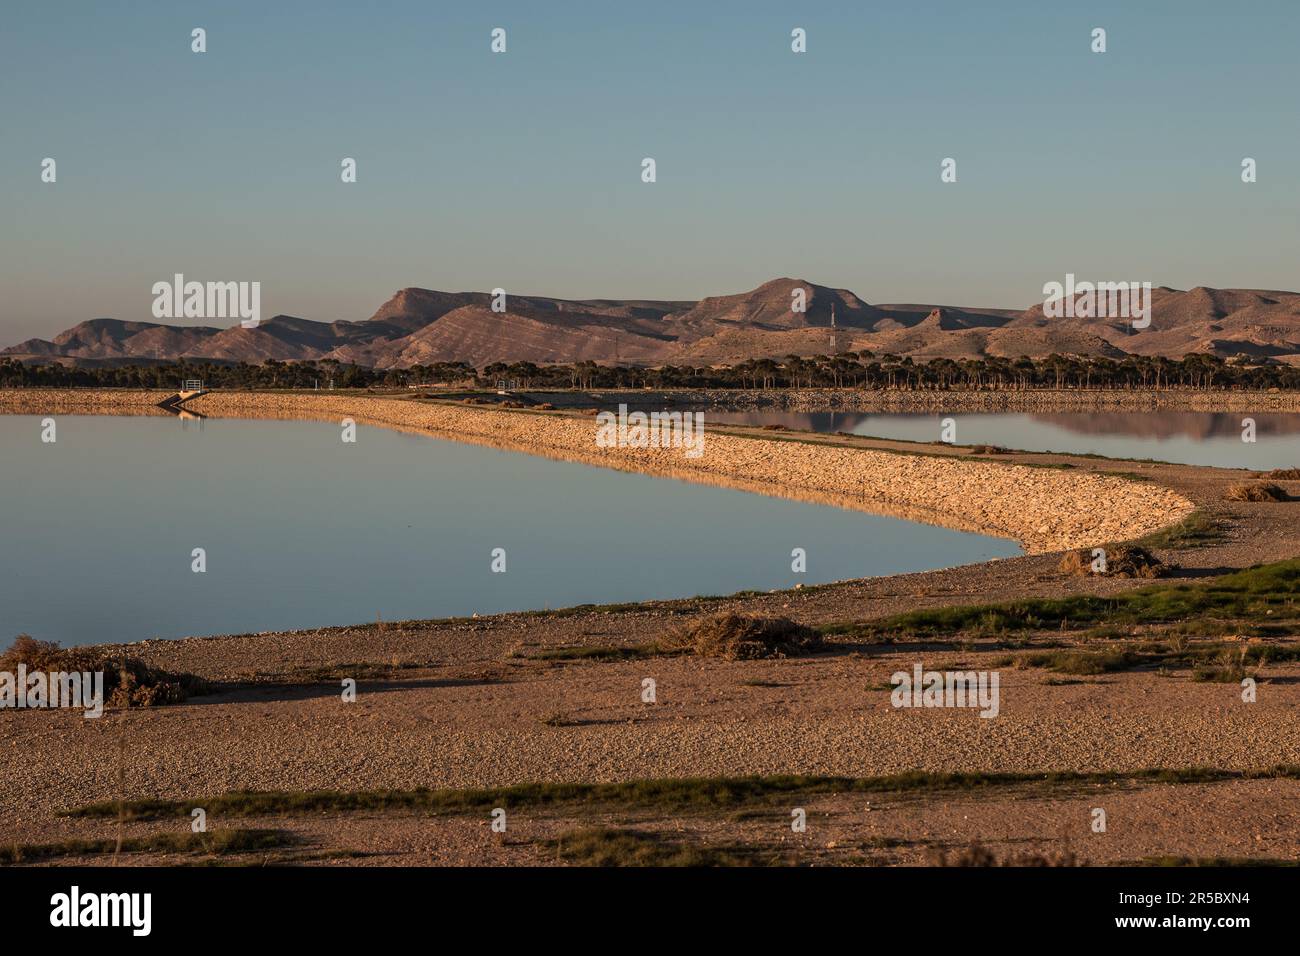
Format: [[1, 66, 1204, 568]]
[[1, 387, 1193, 551], [168, 390, 1192, 554]]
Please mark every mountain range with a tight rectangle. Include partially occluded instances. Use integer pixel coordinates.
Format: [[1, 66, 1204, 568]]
[[6, 279, 1300, 368]]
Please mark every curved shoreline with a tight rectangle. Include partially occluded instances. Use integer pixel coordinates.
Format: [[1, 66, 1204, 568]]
[[5, 389, 1300, 863], [1, 388, 1195, 554]]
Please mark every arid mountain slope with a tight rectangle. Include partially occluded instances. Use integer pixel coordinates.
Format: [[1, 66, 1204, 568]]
[[7, 280, 1300, 368]]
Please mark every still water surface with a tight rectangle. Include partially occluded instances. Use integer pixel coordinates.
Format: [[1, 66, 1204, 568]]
[[705, 410, 1300, 469], [0, 415, 1019, 645]]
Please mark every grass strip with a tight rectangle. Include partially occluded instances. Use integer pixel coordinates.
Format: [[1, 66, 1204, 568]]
[[845, 558, 1300, 638], [60, 766, 1300, 822], [0, 829, 292, 863]]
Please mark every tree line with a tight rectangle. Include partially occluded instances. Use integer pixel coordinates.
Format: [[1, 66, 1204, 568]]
[[3, 351, 1298, 392]]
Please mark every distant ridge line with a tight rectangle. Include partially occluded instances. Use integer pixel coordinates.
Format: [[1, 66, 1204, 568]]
[[6, 279, 1300, 369]]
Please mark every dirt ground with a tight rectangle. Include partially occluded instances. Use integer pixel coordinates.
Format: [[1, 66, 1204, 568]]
[[2, 394, 1298, 866]]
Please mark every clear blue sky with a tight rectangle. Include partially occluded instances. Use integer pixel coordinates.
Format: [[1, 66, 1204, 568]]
[[2, 0, 1297, 343]]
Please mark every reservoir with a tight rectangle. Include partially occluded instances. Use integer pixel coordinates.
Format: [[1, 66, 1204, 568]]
[[0, 414, 1020, 645]]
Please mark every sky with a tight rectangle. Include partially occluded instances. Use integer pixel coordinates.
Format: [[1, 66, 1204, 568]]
[[2, 0, 1297, 344]]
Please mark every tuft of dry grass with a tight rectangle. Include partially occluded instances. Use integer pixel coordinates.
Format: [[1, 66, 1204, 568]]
[[1262, 468, 1300, 480], [1057, 545, 1166, 579], [930, 843, 1077, 867], [1225, 482, 1288, 502], [549, 827, 763, 866], [664, 614, 823, 660], [1191, 646, 1254, 684], [0, 634, 208, 707]]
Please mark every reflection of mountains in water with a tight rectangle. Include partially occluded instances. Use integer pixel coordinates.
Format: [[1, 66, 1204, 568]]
[[1030, 412, 1300, 440], [708, 410, 1300, 441], [708, 411, 874, 433]]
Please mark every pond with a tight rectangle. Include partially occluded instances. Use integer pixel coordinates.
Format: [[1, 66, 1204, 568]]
[[0, 415, 1020, 645]]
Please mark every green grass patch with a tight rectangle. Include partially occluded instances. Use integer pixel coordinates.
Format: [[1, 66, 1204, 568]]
[[1099, 471, 1154, 482], [60, 766, 1300, 823], [1014, 648, 1148, 675], [853, 558, 1300, 639], [1001, 639, 1297, 678], [1240, 643, 1300, 664], [0, 829, 292, 864], [1134, 511, 1225, 550], [1190, 664, 1249, 683]]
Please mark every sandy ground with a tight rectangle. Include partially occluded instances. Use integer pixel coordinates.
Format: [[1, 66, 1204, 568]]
[[1, 389, 1298, 865], [22, 776, 1299, 867]]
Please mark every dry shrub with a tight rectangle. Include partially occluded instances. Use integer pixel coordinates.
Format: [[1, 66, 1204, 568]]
[[1057, 545, 1166, 579], [969, 444, 1011, 455], [930, 843, 1076, 867], [1225, 482, 1288, 502], [666, 614, 822, 661], [0, 635, 207, 708], [1191, 646, 1253, 684], [537, 403, 556, 410], [761, 424, 788, 431], [1263, 468, 1300, 480]]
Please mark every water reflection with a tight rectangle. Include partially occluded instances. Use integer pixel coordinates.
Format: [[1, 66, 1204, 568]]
[[0, 415, 1019, 645], [704, 410, 1300, 469]]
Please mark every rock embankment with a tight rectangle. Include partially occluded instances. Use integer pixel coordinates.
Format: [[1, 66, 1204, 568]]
[[171, 391, 1194, 553], [0, 389, 171, 415]]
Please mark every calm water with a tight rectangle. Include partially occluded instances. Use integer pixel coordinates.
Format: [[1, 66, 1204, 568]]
[[705, 410, 1300, 469], [0, 415, 1019, 645]]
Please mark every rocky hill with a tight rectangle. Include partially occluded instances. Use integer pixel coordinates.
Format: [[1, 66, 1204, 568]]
[[7, 280, 1299, 368]]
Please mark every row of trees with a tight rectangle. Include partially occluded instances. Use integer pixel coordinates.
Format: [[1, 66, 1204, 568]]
[[0, 358, 476, 391], [3, 352, 1298, 392]]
